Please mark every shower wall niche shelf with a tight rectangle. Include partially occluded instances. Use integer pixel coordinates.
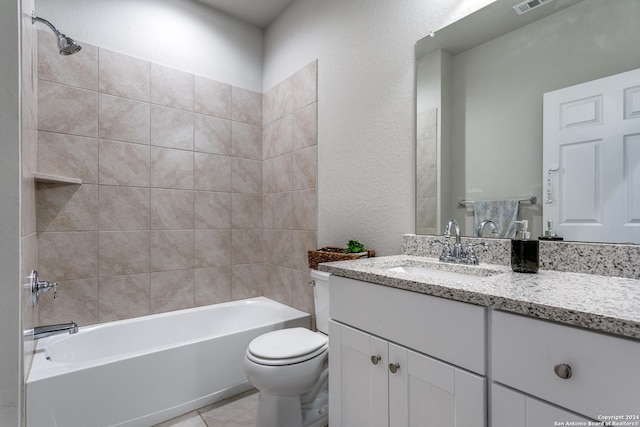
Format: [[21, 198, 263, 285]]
[[34, 173, 82, 185]]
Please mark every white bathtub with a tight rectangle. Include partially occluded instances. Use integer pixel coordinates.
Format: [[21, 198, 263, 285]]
[[26, 297, 310, 427]]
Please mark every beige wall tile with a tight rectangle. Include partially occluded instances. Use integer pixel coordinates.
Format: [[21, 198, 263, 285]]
[[194, 229, 231, 267], [231, 194, 262, 229], [151, 63, 194, 111], [292, 145, 317, 190], [264, 154, 292, 194], [263, 115, 292, 159], [36, 183, 98, 231], [150, 269, 194, 314], [98, 139, 150, 186], [291, 269, 314, 314], [151, 146, 193, 190], [98, 48, 150, 102], [194, 152, 231, 191], [262, 86, 275, 126], [194, 76, 231, 119], [292, 189, 317, 231], [232, 158, 262, 194], [231, 264, 263, 300], [232, 229, 263, 264], [151, 230, 194, 271], [98, 230, 150, 276], [194, 114, 231, 155], [231, 122, 262, 160], [263, 193, 292, 230], [98, 94, 150, 144], [38, 231, 98, 280], [194, 266, 232, 306], [38, 30, 98, 91], [292, 103, 317, 150], [264, 229, 292, 267], [150, 189, 194, 229], [98, 186, 150, 230], [290, 230, 317, 271], [263, 264, 292, 306], [270, 78, 293, 122], [151, 105, 194, 150], [38, 278, 98, 326], [292, 60, 317, 110], [37, 131, 99, 183], [98, 273, 150, 321], [38, 80, 98, 137], [232, 86, 262, 126], [194, 191, 231, 229]]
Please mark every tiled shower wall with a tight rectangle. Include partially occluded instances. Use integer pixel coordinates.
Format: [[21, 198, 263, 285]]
[[263, 62, 318, 315], [35, 30, 318, 325]]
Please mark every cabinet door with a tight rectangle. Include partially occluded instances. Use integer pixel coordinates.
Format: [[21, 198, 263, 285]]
[[492, 383, 591, 427], [389, 344, 486, 427], [329, 320, 388, 427]]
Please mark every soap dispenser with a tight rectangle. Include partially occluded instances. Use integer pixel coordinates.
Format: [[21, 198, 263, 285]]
[[511, 220, 539, 273]]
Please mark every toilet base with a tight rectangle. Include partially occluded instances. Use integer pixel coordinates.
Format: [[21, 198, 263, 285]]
[[256, 394, 301, 427], [255, 386, 328, 427]]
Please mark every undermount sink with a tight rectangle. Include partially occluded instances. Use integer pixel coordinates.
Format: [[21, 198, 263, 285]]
[[385, 262, 503, 283]]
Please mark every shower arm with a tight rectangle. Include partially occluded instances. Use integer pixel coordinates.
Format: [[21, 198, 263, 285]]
[[31, 12, 62, 36]]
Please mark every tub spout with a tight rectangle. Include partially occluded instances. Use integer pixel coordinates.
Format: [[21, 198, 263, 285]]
[[25, 321, 78, 340]]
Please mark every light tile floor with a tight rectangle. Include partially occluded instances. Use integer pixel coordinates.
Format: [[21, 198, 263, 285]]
[[153, 389, 258, 427]]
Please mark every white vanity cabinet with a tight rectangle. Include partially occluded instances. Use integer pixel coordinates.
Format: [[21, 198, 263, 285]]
[[328, 276, 487, 427], [492, 310, 640, 422], [491, 383, 591, 427]]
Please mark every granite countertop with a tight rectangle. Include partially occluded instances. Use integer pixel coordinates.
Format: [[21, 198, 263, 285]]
[[318, 255, 640, 340]]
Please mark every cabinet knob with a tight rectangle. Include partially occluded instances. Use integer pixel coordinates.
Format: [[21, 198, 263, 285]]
[[371, 355, 381, 365], [389, 363, 400, 374], [553, 363, 572, 379]]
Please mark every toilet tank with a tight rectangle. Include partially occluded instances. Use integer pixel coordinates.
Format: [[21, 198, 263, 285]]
[[310, 270, 330, 334]]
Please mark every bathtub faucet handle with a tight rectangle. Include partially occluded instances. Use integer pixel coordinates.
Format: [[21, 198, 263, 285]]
[[29, 270, 58, 305]]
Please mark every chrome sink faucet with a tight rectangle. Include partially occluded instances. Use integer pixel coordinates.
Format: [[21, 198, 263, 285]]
[[432, 219, 488, 265], [477, 220, 499, 237], [24, 321, 78, 340]]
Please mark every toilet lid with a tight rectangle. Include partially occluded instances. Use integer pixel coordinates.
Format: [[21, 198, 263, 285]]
[[248, 328, 328, 363]]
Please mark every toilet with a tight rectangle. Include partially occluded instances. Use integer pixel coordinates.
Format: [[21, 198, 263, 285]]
[[244, 270, 330, 427]]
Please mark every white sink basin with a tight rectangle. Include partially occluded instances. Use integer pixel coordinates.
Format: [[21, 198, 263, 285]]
[[385, 263, 501, 283]]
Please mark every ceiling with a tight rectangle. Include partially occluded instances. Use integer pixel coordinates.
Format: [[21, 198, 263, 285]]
[[195, 0, 295, 28]]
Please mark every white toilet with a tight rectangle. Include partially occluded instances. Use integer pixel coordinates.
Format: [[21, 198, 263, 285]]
[[244, 270, 330, 427]]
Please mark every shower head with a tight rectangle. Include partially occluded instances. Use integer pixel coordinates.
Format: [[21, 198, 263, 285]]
[[31, 12, 82, 55]]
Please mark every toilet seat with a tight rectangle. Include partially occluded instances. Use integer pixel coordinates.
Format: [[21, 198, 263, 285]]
[[247, 328, 328, 366]]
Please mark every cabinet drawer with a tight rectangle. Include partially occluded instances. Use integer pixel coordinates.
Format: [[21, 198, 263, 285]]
[[492, 310, 640, 419], [330, 275, 486, 374]]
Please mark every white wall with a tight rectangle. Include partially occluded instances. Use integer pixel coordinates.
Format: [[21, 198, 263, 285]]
[[35, 0, 264, 92], [264, 0, 493, 255], [0, 0, 22, 424]]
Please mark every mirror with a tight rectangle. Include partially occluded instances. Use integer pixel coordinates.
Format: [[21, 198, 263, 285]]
[[416, 0, 640, 243]]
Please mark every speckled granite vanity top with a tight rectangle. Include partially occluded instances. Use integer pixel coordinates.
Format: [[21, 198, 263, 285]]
[[319, 255, 640, 340]]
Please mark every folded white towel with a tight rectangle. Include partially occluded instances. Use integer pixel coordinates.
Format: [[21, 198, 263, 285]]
[[473, 199, 520, 238]]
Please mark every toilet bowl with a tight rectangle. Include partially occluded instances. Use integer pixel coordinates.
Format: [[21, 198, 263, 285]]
[[244, 270, 330, 427]]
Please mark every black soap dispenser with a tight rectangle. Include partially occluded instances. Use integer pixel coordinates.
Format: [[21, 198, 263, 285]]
[[511, 220, 539, 273]]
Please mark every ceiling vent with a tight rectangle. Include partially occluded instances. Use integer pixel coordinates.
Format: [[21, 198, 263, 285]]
[[513, 0, 554, 15]]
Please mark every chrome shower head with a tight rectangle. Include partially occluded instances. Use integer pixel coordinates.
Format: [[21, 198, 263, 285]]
[[31, 12, 82, 56]]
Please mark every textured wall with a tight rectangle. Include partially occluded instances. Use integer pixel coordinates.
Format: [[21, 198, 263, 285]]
[[264, 0, 494, 255], [34, 0, 264, 92]]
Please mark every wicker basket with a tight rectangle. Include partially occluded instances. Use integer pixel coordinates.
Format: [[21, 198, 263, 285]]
[[307, 246, 376, 270]]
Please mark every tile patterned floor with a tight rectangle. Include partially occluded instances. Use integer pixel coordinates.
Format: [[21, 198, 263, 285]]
[[153, 389, 258, 427]]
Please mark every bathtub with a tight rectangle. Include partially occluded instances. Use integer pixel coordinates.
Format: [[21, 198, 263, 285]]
[[26, 297, 310, 427]]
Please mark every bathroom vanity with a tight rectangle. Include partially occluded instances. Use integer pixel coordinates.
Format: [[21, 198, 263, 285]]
[[320, 255, 640, 426]]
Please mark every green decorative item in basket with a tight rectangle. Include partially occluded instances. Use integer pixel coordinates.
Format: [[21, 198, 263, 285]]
[[345, 240, 366, 254]]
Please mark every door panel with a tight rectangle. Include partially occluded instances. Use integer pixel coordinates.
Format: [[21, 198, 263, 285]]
[[543, 67, 640, 243]]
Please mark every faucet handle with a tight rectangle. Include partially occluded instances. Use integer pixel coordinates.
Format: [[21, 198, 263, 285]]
[[432, 239, 454, 262], [466, 242, 488, 265]]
